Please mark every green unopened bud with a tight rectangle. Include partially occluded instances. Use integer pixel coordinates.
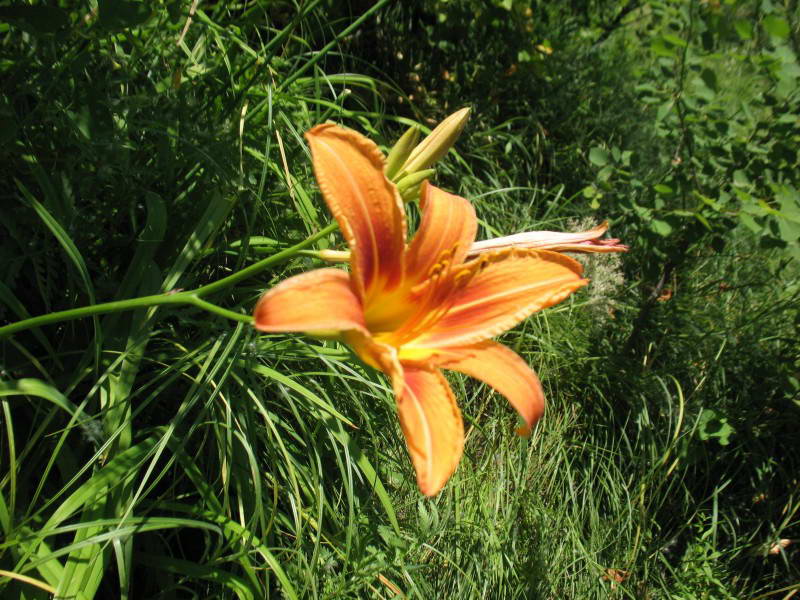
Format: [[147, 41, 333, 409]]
[[396, 168, 436, 193], [399, 107, 471, 176], [385, 125, 420, 181], [401, 185, 425, 203], [396, 168, 436, 202]]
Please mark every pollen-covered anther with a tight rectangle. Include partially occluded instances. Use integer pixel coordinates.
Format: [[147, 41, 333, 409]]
[[428, 264, 443, 280], [426, 247, 457, 280], [473, 256, 490, 273], [452, 267, 474, 288]]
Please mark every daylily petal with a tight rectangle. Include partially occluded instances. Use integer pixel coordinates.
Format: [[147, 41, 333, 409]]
[[253, 268, 366, 337], [406, 181, 478, 281], [305, 124, 406, 304], [396, 366, 464, 496], [429, 341, 545, 436], [412, 249, 587, 347]]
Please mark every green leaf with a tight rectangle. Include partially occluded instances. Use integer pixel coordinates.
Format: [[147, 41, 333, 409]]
[[621, 150, 633, 166], [589, 147, 611, 167], [16, 180, 96, 305], [738, 212, 761, 233], [776, 186, 800, 224], [248, 363, 354, 426], [133, 555, 254, 600], [700, 68, 717, 93], [661, 33, 688, 48], [650, 219, 673, 237], [651, 38, 677, 58], [0, 379, 77, 417], [697, 408, 735, 446], [0, 282, 62, 366], [654, 184, 674, 196], [112, 192, 166, 302], [733, 170, 751, 187], [42, 434, 162, 532], [656, 100, 673, 123], [734, 20, 753, 40], [161, 191, 235, 293], [597, 165, 614, 182], [762, 15, 790, 39]]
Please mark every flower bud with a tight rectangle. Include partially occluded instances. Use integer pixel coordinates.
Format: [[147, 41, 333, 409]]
[[398, 107, 471, 176], [396, 168, 436, 202], [467, 222, 628, 257], [316, 222, 626, 264], [316, 249, 350, 263], [385, 125, 420, 181]]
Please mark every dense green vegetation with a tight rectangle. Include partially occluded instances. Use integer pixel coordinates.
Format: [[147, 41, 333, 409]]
[[1, 1, 798, 598]]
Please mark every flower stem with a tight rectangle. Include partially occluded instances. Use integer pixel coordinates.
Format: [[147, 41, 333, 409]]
[[193, 222, 338, 297], [0, 222, 339, 339], [0, 293, 187, 338], [185, 296, 253, 324]]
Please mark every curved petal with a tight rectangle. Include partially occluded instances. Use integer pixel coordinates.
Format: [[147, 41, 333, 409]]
[[397, 366, 464, 496], [253, 268, 366, 337], [413, 249, 587, 347], [306, 124, 407, 304], [406, 182, 477, 279], [429, 341, 545, 436]]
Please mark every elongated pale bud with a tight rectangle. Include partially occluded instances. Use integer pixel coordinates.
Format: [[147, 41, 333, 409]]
[[385, 126, 420, 180], [467, 222, 628, 257], [316, 222, 627, 264], [398, 107, 471, 176], [316, 249, 350, 263]]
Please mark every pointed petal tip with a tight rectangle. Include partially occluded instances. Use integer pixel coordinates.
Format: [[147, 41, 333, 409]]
[[304, 122, 407, 301], [398, 367, 464, 498], [429, 341, 545, 436], [253, 268, 366, 335], [418, 479, 445, 497], [515, 424, 532, 437]]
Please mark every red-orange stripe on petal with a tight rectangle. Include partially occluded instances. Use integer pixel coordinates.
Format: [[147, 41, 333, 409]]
[[253, 268, 366, 336], [397, 366, 464, 496], [431, 341, 545, 436], [306, 124, 406, 304], [414, 249, 587, 347], [406, 182, 477, 280]]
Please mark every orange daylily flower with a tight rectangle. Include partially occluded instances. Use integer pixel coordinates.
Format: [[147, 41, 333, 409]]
[[254, 124, 588, 496]]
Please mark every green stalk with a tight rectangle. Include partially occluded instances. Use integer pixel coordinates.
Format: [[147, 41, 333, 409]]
[[193, 222, 337, 297], [0, 222, 339, 339]]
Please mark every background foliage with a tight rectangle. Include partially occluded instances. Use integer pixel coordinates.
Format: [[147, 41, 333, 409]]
[[1, 0, 798, 598]]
